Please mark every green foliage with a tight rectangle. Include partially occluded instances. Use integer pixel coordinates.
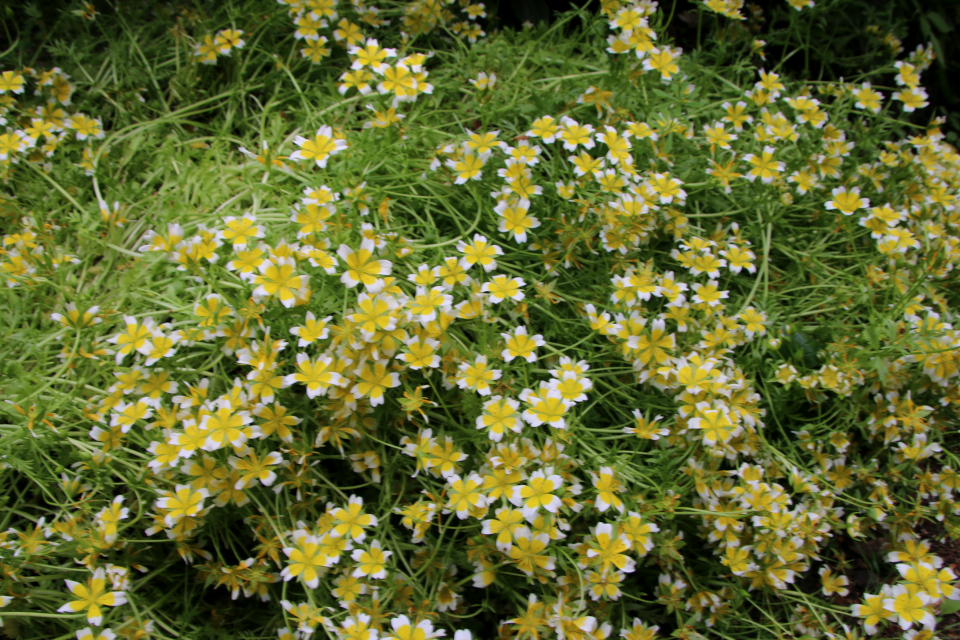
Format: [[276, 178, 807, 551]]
[[1, 1, 959, 640]]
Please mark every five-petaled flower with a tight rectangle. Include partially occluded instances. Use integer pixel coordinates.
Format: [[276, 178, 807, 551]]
[[155, 485, 209, 526], [57, 569, 128, 626], [351, 539, 391, 579], [501, 325, 546, 363], [825, 186, 869, 215], [289, 125, 348, 168], [509, 468, 564, 519], [331, 495, 379, 542]]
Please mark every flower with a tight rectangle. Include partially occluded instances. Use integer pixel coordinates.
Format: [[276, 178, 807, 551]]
[[337, 239, 393, 292], [825, 186, 869, 215], [894, 61, 921, 87], [688, 405, 739, 446], [214, 29, 245, 55], [648, 172, 686, 204], [335, 615, 377, 640], [333, 19, 364, 46], [0, 70, 26, 94], [819, 566, 850, 596], [200, 400, 253, 450], [528, 115, 559, 142], [57, 569, 128, 626], [281, 601, 327, 636], [281, 532, 337, 589], [445, 473, 487, 518], [464, 130, 504, 156], [350, 292, 399, 334], [51, 302, 102, 330], [220, 213, 264, 247], [495, 198, 540, 243], [886, 539, 941, 568], [690, 280, 728, 307], [481, 507, 526, 551], [643, 46, 681, 81], [457, 234, 502, 271], [95, 496, 129, 543], [557, 116, 595, 151], [68, 114, 104, 140], [446, 151, 485, 184], [501, 325, 545, 363], [352, 359, 400, 406], [408, 287, 452, 325], [351, 539, 391, 579], [289, 125, 348, 168], [626, 319, 675, 368], [853, 82, 883, 113], [509, 468, 564, 517], [385, 615, 439, 640], [0, 131, 27, 161], [703, 121, 737, 150], [252, 258, 307, 308], [289, 312, 332, 347], [476, 395, 522, 441], [853, 590, 895, 634], [230, 450, 283, 489], [591, 467, 624, 513], [377, 63, 418, 101], [620, 619, 660, 640], [349, 38, 396, 73], [520, 387, 573, 429], [194, 35, 219, 64], [482, 275, 525, 304], [401, 336, 441, 370], [339, 69, 375, 95], [893, 87, 929, 112], [301, 37, 331, 63], [106, 316, 155, 364], [743, 145, 784, 183], [331, 496, 379, 542], [507, 526, 556, 576], [884, 584, 934, 630], [469, 71, 497, 90], [155, 485, 209, 526], [587, 522, 635, 574], [457, 355, 502, 395]]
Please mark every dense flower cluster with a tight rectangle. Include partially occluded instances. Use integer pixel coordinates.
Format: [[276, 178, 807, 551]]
[[2, 1, 960, 639]]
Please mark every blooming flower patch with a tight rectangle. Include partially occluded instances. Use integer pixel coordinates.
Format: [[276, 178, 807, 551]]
[[1, 1, 959, 639]]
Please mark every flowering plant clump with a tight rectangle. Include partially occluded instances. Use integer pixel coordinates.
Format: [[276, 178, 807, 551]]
[[1, 1, 960, 639]]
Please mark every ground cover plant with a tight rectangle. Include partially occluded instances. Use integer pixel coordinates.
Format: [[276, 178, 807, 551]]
[[695, 0, 960, 143], [1, 1, 960, 638]]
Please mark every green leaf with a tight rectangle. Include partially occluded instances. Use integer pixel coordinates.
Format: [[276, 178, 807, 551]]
[[941, 598, 960, 615], [926, 11, 951, 33]]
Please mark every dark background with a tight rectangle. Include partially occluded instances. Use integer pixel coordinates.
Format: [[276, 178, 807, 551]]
[[493, 0, 960, 142]]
